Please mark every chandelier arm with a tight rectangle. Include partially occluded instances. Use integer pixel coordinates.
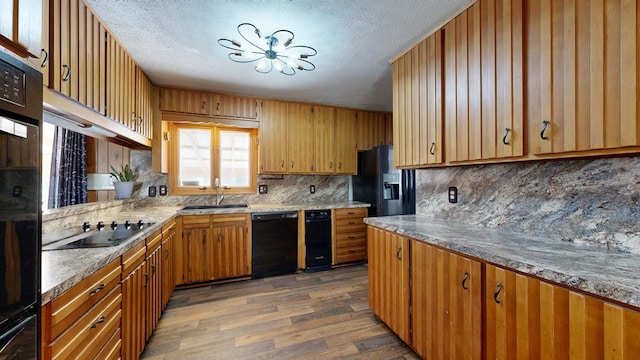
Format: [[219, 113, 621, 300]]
[[218, 39, 246, 52], [282, 45, 318, 57], [255, 60, 274, 74], [237, 23, 267, 52], [276, 54, 315, 71], [271, 29, 295, 46], [274, 57, 296, 75], [296, 58, 316, 71], [227, 53, 266, 64]]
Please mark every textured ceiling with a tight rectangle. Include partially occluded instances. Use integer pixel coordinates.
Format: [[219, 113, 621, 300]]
[[85, 0, 473, 112]]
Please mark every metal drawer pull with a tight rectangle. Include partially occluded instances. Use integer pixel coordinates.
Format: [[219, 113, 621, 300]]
[[494, 282, 503, 304], [90, 284, 105, 295], [502, 128, 511, 145], [396, 247, 402, 260], [461, 272, 469, 290], [41, 49, 48, 68], [164, 249, 169, 259], [429, 142, 435, 155], [62, 64, 71, 81], [90, 316, 106, 329], [151, 265, 156, 275], [540, 120, 549, 140]]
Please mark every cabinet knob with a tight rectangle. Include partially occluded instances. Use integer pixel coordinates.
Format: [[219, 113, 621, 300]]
[[540, 120, 550, 140]]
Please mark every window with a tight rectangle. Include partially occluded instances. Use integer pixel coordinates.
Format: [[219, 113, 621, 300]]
[[170, 123, 257, 195]]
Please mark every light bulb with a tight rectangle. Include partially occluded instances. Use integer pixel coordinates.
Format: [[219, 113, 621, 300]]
[[287, 57, 297, 69], [274, 62, 283, 72], [256, 60, 267, 70]]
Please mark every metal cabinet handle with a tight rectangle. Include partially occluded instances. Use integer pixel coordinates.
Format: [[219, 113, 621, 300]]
[[90, 315, 106, 329], [291, 161, 295, 168], [338, 162, 342, 170], [281, 160, 285, 168], [329, 161, 333, 169], [218, 233, 222, 242], [144, 273, 149, 288], [216, 102, 220, 111], [151, 264, 156, 276], [502, 128, 511, 145], [494, 282, 503, 304], [396, 247, 402, 260], [540, 120, 549, 140], [429, 142, 435, 155], [202, 100, 206, 110], [90, 284, 105, 295], [62, 64, 71, 81], [41, 49, 48, 68], [461, 272, 469, 290], [164, 249, 169, 260], [202, 232, 206, 244]]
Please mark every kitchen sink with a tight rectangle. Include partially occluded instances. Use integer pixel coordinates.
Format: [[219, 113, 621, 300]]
[[182, 204, 249, 210]]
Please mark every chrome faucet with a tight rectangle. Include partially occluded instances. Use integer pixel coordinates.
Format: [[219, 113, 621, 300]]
[[214, 177, 225, 205]]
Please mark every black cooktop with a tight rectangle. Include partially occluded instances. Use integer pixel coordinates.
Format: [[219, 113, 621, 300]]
[[43, 221, 155, 251]]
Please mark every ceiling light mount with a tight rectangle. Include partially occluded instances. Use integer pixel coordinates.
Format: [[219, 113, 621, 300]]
[[218, 22, 317, 76]]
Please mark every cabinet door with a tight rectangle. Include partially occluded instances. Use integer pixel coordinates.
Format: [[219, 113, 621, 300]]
[[444, 0, 523, 162], [211, 214, 251, 279], [213, 94, 258, 119], [159, 88, 210, 115], [335, 108, 357, 174], [145, 246, 162, 341], [287, 102, 314, 173], [0, 0, 41, 58], [258, 99, 288, 173], [527, 0, 640, 154], [121, 261, 146, 360], [411, 240, 481, 359], [367, 226, 410, 343], [134, 66, 153, 139], [313, 105, 336, 174], [356, 111, 388, 151], [393, 29, 443, 167], [182, 225, 213, 284], [161, 224, 176, 310], [107, 33, 136, 128]]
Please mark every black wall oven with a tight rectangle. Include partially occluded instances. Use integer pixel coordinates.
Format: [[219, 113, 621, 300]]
[[0, 50, 42, 359]]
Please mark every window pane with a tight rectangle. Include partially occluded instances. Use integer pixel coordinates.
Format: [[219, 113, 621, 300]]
[[178, 128, 211, 187], [219, 130, 250, 187]]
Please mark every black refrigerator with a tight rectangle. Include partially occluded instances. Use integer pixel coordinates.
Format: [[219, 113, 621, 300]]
[[0, 50, 42, 359], [352, 145, 415, 217]]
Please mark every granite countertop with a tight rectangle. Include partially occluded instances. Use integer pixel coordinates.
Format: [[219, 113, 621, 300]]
[[41, 202, 369, 304], [364, 215, 640, 308]]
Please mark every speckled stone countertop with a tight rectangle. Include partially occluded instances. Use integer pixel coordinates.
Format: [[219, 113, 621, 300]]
[[42, 202, 369, 304], [365, 215, 640, 308]]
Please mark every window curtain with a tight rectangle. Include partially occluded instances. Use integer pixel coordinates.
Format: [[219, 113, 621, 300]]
[[48, 126, 88, 208]]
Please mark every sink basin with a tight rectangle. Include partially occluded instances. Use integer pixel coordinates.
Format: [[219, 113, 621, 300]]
[[182, 204, 248, 210]]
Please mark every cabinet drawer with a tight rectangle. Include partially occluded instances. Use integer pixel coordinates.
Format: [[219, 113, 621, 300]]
[[335, 233, 366, 248], [335, 246, 366, 263], [122, 241, 146, 278], [162, 219, 176, 235], [182, 215, 211, 228], [335, 207, 367, 219], [212, 213, 250, 227], [47, 285, 122, 360], [146, 229, 162, 254], [94, 327, 121, 360], [45, 258, 121, 341], [335, 220, 365, 234]]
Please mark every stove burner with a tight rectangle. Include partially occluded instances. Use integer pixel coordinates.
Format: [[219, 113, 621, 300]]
[[43, 220, 156, 250]]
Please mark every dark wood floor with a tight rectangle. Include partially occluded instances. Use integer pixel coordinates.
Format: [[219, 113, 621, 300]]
[[141, 265, 420, 360]]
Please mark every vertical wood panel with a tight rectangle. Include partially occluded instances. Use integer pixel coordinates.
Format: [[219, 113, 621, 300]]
[[77, 0, 86, 104], [589, 0, 605, 150], [605, 0, 622, 148], [620, 0, 638, 146], [539, 0, 553, 154], [456, 12, 469, 161], [468, 3, 482, 160], [403, 51, 412, 166], [392, 60, 400, 165], [481, 0, 497, 159], [445, 21, 458, 162], [424, 36, 434, 164], [85, 7, 93, 109], [539, 282, 570, 359], [69, 0, 78, 100], [411, 47, 420, 166]]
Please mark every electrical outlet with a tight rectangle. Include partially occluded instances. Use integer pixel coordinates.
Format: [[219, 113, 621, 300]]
[[258, 184, 268, 194], [148, 185, 157, 197], [310, 185, 316, 194], [159, 185, 167, 196], [448, 186, 458, 203]]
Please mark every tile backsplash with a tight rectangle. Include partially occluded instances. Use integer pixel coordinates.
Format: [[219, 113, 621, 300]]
[[415, 156, 640, 254]]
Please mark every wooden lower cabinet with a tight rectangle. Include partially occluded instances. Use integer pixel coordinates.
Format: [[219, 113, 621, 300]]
[[367, 226, 410, 344], [161, 220, 176, 309], [41, 258, 122, 360], [145, 242, 162, 341], [121, 242, 147, 360], [411, 240, 481, 359], [181, 215, 213, 284], [333, 207, 367, 265], [485, 264, 640, 360]]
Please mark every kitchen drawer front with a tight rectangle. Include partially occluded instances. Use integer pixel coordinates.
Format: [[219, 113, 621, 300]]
[[334, 207, 368, 219], [46, 258, 121, 341], [94, 327, 121, 360], [122, 241, 146, 278], [162, 219, 177, 235], [212, 213, 250, 227], [47, 285, 122, 360], [335, 246, 367, 264], [146, 229, 162, 254], [335, 218, 366, 233], [335, 233, 366, 247], [182, 215, 211, 228]]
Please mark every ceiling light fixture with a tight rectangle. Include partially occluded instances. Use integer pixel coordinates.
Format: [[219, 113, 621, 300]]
[[218, 22, 317, 76]]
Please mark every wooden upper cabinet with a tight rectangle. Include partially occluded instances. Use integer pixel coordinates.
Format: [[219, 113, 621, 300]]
[[134, 66, 153, 139], [212, 94, 258, 119], [444, 0, 524, 162], [159, 88, 211, 115], [356, 111, 389, 151], [0, 0, 41, 58], [527, 0, 640, 155], [106, 32, 136, 128], [313, 105, 336, 174], [287, 102, 314, 173], [258, 99, 288, 174], [393, 29, 444, 168], [335, 108, 358, 174]]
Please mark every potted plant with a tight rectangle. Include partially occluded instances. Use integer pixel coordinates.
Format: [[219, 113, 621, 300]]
[[110, 164, 135, 199]]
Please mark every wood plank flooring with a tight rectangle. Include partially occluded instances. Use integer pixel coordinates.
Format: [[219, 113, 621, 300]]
[[141, 265, 420, 360]]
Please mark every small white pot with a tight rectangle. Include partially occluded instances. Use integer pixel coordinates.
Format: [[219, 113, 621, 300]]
[[113, 181, 135, 199]]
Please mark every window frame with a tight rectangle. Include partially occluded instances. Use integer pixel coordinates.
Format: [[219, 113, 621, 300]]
[[168, 122, 257, 195]]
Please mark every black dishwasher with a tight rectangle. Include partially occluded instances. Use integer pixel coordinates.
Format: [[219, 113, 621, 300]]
[[251, 212, 298, 279], [305, 210, 332, 272]]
